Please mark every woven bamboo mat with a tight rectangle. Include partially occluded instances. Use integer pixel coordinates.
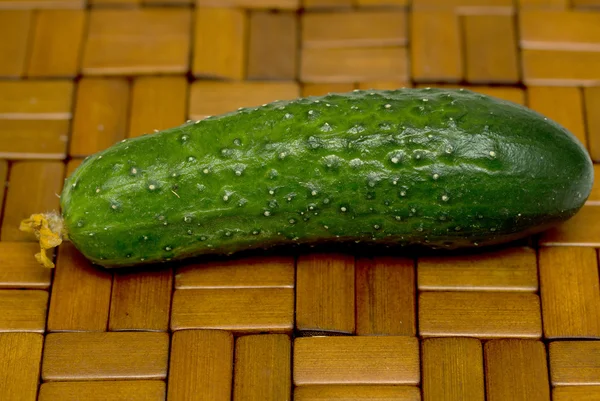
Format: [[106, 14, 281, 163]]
[[1, 1, 600, 400]]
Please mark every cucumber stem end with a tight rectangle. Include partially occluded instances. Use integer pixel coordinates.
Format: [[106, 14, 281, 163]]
[[19, 212, 67, 269]]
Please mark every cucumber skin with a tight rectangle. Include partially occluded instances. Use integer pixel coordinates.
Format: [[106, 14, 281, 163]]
[[61, 88, 593, 268]]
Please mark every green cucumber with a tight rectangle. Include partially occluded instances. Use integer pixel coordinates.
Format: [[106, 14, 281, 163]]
[[22, 88, 593, 268]]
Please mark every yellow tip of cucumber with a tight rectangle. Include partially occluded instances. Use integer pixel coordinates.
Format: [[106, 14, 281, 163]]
[[19, 212, 66, 269]]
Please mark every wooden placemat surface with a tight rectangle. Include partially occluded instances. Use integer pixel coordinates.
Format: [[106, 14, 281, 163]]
[[1, 1, 600, 400]]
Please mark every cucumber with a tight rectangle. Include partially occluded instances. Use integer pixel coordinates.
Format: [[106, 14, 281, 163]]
[[21, 88, 593, 268]]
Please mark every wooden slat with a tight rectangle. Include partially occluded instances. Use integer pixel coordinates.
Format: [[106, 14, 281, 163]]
[[27, 10, 85, 77], [588, 164, 600, 204], [539, 247, 600, 339], [294, 385, 421, 400], [355, 256, 416, 336], [89, 0, 139, 7], [573, 0, 600, 7], [42, 332, 169, 381], [422, 338, 485, 401], [412, 0, 513, 12], [171, 288, 294, 333], [0, 242, 52, 289], [518, 0, 567, 7], [248, 11, 297, 80], [0, 11, 32, 78], [109, 266, 173, 331], [553, 386, 600, 401], [304, 0, 352, 8], [233, 334, 291, 401], [484, 339, 551, 401], [193, 8, 247, 80], [584, 87, 600, 163], [539, 205, 600, 246], [38, 381, 166, 401], [522, 50, 600, 86], [293, 336, 420, 385], [356, 0, 408, 5], [175, 255, 295, 289], [0, 120, 69, 160], [357, 81, 411, 90], [128, 76, 187, 138], [197, 0, 299, 8], [65, 158, 83, 178], [519, 10, 600, 51], [47, 243, 112, 332], [302, 83, 355, 97], [0, 161, 64, 242], [468, 86, 526, 105], [0, 333, 43, 401], [419, 292, 542, 338], [549, 341, 600, 385], [0, 289, 48, 332], [301, 47, 409, 83], [296, 253, 355, 334], [418, 247, 538, 292], [302, 10, 407, 49], [0, 80, 74, 120], [0, 0, 83, 8], [82, 9, 191, 75], [69, 78, 129, 157], [188, 81, 300, 120], [463, 15, 519, 83], [0, 160, 7, 216], [527, 86, 587, 148], [167, 329, 234, 401], [410, 11, 461, 82]]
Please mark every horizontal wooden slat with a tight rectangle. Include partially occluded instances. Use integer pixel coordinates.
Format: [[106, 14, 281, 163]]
[[38, 381, 166, 401], [0, 80, 74, 120], [302, 10, 407, 49], [520, 10, 600, 51], [553, 386, 600, 401], [549, 341, 600, 385], [294, 385, 421, 400], [175, 255, 295, 289], [293, 336, 420, 385], [0, 289, 48, 332], [0, 120, 69, 160], [189, 81, 300, 120], [419, 292, 542, 338], [171, 288, 294, 333], [522, 49, 600, 86], [301, 47, 409, 83], [41, 332, 170, 381], [418, 247, 538, 292], [539, 206, 600, 246], [0, 242, 52, 289], [197, 0, 299, 9]]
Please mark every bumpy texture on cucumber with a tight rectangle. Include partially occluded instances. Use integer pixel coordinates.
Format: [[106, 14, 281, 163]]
[[55, 88, 592, 268]]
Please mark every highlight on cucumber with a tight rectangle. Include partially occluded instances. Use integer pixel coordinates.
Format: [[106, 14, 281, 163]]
[[20, 88, 594, 269]]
